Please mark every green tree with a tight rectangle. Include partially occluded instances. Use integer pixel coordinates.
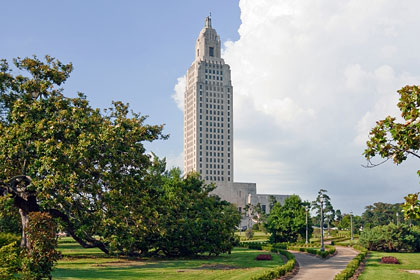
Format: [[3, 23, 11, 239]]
[[364, 85, 420, 225], [361, 202, 402, 228], [265, 195, 312, 243], [364, 85, 420, 168], [0, 56, 166, 254], [401, 193, 420, 226], [154, 170, 241, 257], [311, 189, 334, 231]]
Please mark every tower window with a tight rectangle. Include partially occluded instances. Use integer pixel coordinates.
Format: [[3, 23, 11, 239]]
[[209, 47, 214, 57]]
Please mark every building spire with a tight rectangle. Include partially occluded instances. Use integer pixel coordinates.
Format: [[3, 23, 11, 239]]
[[205, 14, 212, 28]]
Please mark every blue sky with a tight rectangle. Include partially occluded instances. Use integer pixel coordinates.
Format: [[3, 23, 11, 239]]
[[2, 0, 240, 165], [3, 1, 420, 215]]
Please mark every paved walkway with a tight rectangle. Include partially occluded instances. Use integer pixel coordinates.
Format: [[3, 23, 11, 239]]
[[291, 246, 358, 280]]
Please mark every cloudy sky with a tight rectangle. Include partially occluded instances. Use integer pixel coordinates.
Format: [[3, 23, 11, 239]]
[[3, 0, 420, 214]]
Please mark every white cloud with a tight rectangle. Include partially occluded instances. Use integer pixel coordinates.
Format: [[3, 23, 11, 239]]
[[173, 0, 420, 213], [166, 151, 184, 171], [172, 75, 186, 111]]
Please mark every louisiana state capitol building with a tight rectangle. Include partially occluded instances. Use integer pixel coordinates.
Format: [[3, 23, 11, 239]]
[[184, 16, 233, 183], [184, 16, 288, 221]]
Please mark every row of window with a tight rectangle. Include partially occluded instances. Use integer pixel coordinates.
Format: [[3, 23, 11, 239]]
[[199, 109, 231, 117], [203, 157, 230, 163], [200, 127, 231, 134], [199, 84, 230, 93], [200, 145, 231, 152], [200, 139, 231, 145], [199, 116, 230, 122], [205, 69, 223, 75], [200, 151, 231, 158], [204, 62, 223, 68], [204, 176, 231, 182], [199, 97, 227, 104], [200, 121, 230, 128], [205, 75, 223, 81], [202, 164, 231, 170], [201, 92, 230, 98]]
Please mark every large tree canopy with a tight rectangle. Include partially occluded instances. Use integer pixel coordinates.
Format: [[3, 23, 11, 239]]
[[0, 56, 166, 253], [364, 85, 420, 224], [0, 56, 240, 258], [364, 85, 420, 167], [265, 195, 311, 243]]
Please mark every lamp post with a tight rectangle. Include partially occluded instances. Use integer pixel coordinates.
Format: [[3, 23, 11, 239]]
[[396, 212, 399, 226], [320, 195, 325, 252], [350, 211, 354, 241], [305, 205, 309, 244]]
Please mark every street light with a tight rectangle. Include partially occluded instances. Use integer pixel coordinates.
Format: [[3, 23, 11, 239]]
[[305, 205, 309, 244], [320, 195, 325, 252], [396, 212, 399, 226], [350, 211, 354, 241]]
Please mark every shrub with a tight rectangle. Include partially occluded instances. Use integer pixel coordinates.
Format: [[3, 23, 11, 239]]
[[359, 224, 420, 252], [21, 212, 61, 280], [381, 256, 399, 264], [0, 233, 20, 248], [256, 254, 273, 260], [334, 246, 368, 280], [251, 250, 296, 280], [0, 241, 21, 279]]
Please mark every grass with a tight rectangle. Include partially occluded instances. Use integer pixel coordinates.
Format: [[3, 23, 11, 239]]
[[235, 231, 269, 242], [359, 251, 420, 280], [53, 237, 283, 280]]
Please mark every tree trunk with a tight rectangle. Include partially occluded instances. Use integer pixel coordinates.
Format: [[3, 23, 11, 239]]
[[19, 208, 30, 249]]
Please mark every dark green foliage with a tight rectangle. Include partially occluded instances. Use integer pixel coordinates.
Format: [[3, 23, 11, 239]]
[[334, 246, 368, 280], [0, 197, 21, 234], [0, 236, 20, 279], [250, 247, 295, 280], [227, 241, 296, 280], [21, 212, 61, 280], [287, 245, 336, 258], [359, 224, 420, 252], [151, 170, 241, 257], [361, 202, 403, 228], [0, 232, 20, 247], [265, 195, 312, 243], [0, 56, 240, 258]]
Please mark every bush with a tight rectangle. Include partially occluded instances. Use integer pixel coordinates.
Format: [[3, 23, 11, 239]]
[[0, 233, 20, 248], [251, 250, 295, 280], [381, 256, 399, 264], [359, 224, 420, 252], [287, 244, 335, 258], [256, 254, 272, 260], [21, 212, 61, 280], [0, 241, 20, 279], [334, 246, 368, 280]]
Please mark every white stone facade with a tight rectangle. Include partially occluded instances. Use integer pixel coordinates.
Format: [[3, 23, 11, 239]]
[[184, 17, 289, 224]]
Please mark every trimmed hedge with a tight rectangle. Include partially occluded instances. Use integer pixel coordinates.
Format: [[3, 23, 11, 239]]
[[240, 243, 296, 280], [250, 248, 296, 280], [288, 245, 336, 258], [333, 245, 368, 280]]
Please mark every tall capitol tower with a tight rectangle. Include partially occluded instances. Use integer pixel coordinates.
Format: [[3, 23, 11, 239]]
[[184, 16, 233, 184], [183, 16, 288, 221]]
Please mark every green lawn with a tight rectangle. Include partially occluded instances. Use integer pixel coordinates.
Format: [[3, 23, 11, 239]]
[[235, 231, 269, 242], [359, 251, 420, 280], [53, 238, 283, 279]]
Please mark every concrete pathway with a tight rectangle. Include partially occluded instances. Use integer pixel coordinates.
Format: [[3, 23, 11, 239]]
[[291, 246, 358, 280]]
